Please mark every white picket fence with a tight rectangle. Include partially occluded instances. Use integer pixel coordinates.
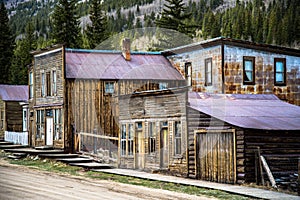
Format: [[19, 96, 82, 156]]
[[5, 131, 28, 145]]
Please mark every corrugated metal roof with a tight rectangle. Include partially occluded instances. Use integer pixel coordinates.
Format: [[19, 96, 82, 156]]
[[65, 50, 184, 80], [188, 92, 300, 130], [0, 85, 28, 101]]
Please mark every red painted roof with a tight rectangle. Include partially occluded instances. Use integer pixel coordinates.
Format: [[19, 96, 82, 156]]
[[189, 92, 300, 130], [65, 50, 184, 80], [0, 85, 28, 101]]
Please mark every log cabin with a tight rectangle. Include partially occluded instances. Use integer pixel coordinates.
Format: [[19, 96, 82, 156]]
[[0, 85, 28, 138], [187, 92, 300, 184], [29, 40, 186, 168], [163, 37, 300, 106]]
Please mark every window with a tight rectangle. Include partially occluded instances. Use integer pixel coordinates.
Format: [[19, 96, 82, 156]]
[[23, 109, 27, 131], [54, 109, 62, 140], [174, 121, 181, 155], [274, 58, 286, 86], [36, 110, 45, 140], [185, 62, 192, 86], [148, 122, 156, 154], [205, 58, 212, 86], [41, 72, 45, 97], [46, 72, 51, 96], [105, 82, 114, 94], [243, 56, 255, 84], [159, 82, 168, 90], [128, 124, 134, 156], [29, 72, 33, 99], [52, 71, 57, 96], [0, 110, 4, 130], [121, 124, 126, 156]]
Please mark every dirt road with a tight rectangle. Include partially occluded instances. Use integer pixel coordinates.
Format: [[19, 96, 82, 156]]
[[0, 164, 213, 200]]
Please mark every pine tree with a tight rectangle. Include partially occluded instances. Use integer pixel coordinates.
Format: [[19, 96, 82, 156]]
[[86, 0, 108, 49], [155, 0, 192, 36], [0, 2, 14, 84], [51, 0, 80, 48], [10, 22, 36, 85]]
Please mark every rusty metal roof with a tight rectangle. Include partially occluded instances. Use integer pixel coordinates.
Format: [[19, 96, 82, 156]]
[[188, 92, 300, 130], [0, 85, 28, 101], [65, 49, 184, 80]]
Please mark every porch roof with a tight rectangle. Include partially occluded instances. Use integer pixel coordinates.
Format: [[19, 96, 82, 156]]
[[65, 49, 184, 81], [0, 84, 28, 101], [188, 92, 300, 130]]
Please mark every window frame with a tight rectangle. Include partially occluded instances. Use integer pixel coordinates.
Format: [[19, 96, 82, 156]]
[[159, 82, 168, 90], [185, 62, 192, 86], [148, 122, 156, 155], [0, 110, 4, 130], [121, 124, 127, 157], [205, 58, 212, 86], [105, 82, 115, 94], [174, 121, 182, 155], [243, 56, 255, 85], [52, 71, 57, 96], [128, 124, 134, 156], [36, 110, 45, 140], [46, 72, 51, 96], [274, 58, 286, 86], [54, 109, 62, 140], [29, 72, 33, 99], [41, 72, 45, 97]]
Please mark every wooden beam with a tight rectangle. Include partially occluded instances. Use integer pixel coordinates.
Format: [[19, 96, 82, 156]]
[[78, 132, 118, 141], [260, 155, 277, 189]]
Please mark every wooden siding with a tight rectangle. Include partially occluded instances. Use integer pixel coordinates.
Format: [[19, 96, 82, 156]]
[[119, 89, 187, 176], [0, 101, 23, 137], [0, 100, 5, 137]]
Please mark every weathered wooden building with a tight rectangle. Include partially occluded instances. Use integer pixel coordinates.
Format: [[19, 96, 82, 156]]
[[187, 92, 300, 184], [0, 85, 28, 138], [118, 87, 187, 174], [30, 41, 186, 168], [164, 37, 300, 106]]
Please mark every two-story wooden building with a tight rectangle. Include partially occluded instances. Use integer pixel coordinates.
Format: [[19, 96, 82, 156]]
[[29, 40, 186, 170], [163, 37, 300, 106]]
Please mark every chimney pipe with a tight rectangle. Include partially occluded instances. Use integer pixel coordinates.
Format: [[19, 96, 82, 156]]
[[122, 38, 131, 61]]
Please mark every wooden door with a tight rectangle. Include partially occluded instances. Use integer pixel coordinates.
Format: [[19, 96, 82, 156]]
[[196, 130, 236, 183], [160, 128, 169, 168], [46, 118, 53, 146], [135, 130, 144, 169]]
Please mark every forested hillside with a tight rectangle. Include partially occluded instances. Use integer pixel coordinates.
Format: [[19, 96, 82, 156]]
[[0, 0, 299, 85]]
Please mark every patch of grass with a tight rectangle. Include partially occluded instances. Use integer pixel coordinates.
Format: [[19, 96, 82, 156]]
[[4, 154, 256, 200]]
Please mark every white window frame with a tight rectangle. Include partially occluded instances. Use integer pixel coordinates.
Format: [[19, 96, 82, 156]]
[[29, 72, 33, 99]]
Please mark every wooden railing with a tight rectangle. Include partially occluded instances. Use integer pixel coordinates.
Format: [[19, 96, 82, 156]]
[[4, 131, 28, 145]]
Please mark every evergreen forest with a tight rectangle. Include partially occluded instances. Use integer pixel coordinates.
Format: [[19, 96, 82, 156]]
[[0, 0, 299, 84]]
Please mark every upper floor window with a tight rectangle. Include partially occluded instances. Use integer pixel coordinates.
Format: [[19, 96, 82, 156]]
[[243, 56, 255, 85], [185, 62, 192, 86], [159, 82, 168, 90], [29, 72, 33, 99], [274, 58, 286, 86], [41, 72, 45, 97], [205, 58, 212, 86], [46, 72, 51, 96], [52, 71, 57, 96], [105, 82, 114, 94]]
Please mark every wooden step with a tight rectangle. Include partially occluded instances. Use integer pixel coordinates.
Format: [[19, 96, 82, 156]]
[[39, 153, 79, 159], [69, 162, 114, 169], [57, 157, 93, 163]]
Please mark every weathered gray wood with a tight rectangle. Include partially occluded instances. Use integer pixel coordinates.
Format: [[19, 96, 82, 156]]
[[260, 155, 277, 189]]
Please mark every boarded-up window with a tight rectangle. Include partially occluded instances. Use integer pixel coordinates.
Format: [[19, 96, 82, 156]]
[[54, 109, 62, 140], [46, 72, 51, 96], [36, 110, 45, 140], [148, 122, 156, 154], [174, 121, 181, 155], [205, 58, 212, 86], [274, 58, 286, 86], [29, 72, 33, 99], [243, 56, 255, 85]]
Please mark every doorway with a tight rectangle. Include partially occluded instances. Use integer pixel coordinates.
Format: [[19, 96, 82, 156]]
[[160, 128, 169, 168]]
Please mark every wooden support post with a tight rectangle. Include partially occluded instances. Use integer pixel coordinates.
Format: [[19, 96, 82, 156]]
[[260, 155, 277, 189], [257, 147, 265, 186]]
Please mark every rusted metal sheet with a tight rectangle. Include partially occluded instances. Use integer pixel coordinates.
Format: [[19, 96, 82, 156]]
[[65, 50, 184, 80], [188, 92, 300, 130], [0, 85, 28, 101]]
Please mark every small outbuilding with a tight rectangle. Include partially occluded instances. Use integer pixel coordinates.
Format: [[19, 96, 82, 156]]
[[187, 92, 300, 184], [0, 85, 28, 139]]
